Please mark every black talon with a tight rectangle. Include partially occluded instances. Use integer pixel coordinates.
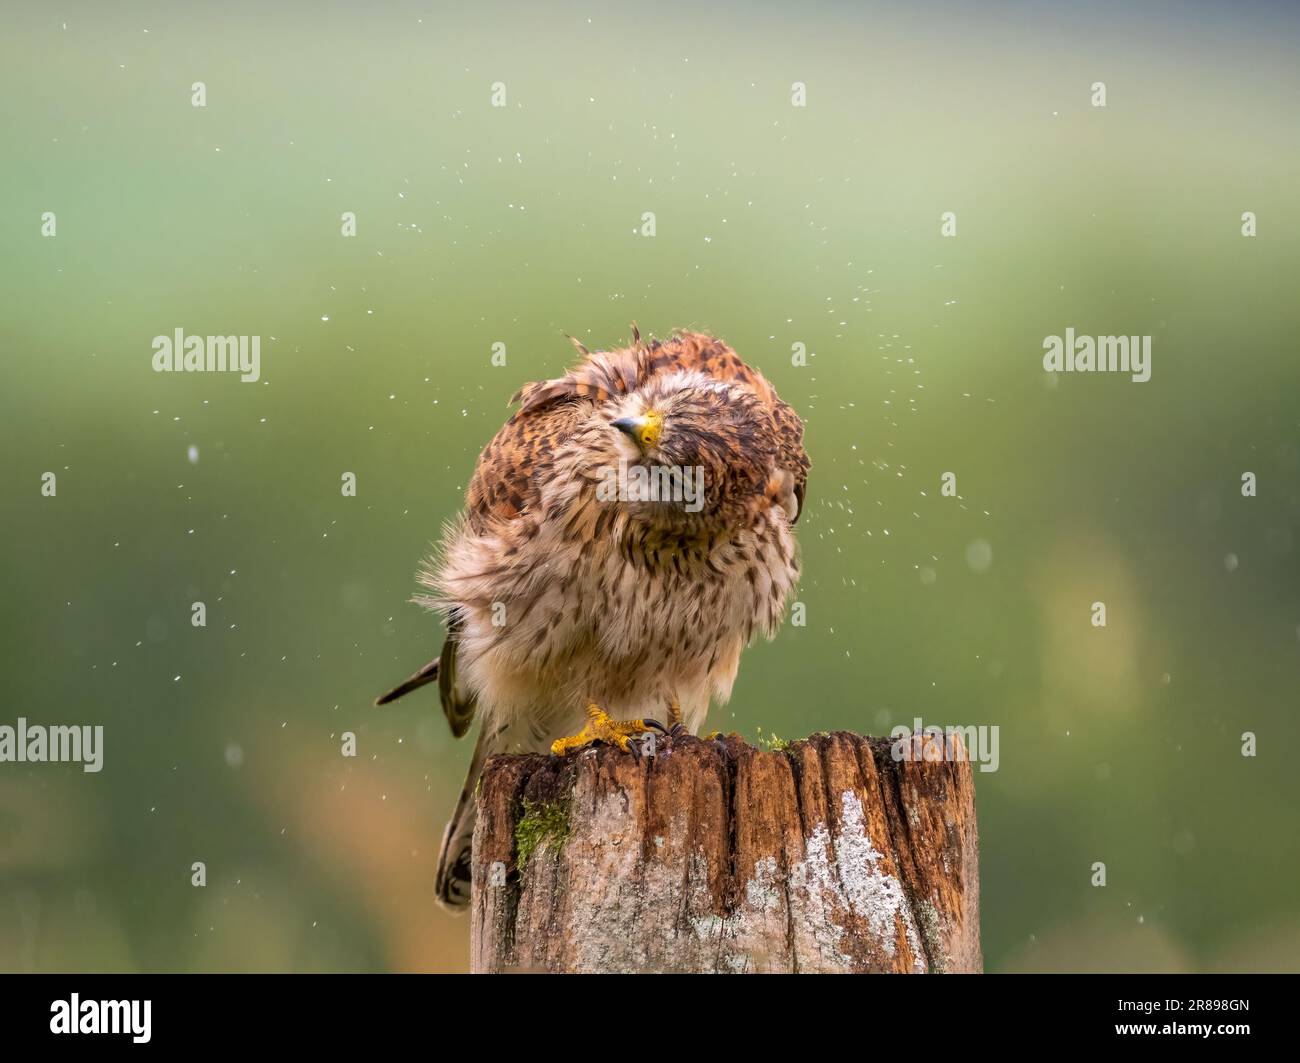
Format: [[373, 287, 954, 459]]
[[669, 723, 688, 738], [642, 718, 669, 734]]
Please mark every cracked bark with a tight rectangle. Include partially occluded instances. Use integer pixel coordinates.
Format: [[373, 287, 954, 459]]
[[470, 730, 981, 974]]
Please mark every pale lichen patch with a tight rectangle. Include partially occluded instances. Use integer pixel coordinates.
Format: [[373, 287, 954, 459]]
[[745, 856, 781, 913], [916, 900, 948, 974], [832, 790, 913, 952], [682, 850, 781, 973], [788, 821, 853, 967], [783, 790, 923, 969]]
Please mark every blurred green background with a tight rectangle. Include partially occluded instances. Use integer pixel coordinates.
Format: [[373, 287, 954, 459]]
[[2, 0, 1298, 972]]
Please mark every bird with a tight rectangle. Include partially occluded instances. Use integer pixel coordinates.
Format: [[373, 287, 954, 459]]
[[376, 327, 810, 909]]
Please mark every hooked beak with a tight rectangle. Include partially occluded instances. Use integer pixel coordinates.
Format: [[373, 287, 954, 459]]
[[611, 416, 644, 438]]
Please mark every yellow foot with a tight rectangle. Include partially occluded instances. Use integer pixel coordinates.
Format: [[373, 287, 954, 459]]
[[551, 703, 660, 756]]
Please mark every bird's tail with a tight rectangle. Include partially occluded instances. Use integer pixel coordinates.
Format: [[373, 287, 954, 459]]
[[374, 657, 439, 706], [434, 722, 502, 910]]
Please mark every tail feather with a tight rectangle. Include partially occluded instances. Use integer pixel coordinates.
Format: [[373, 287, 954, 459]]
[[435, 723, 505, 910], [374, 657, 440, 706]]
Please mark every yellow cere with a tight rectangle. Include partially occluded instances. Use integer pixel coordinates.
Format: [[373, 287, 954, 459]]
[[639, 411, 663, 449]]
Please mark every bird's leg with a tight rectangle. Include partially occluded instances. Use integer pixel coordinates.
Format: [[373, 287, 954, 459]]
[[551, 702, 662, 756], [663, 697, 736, 742], [662, 697, 733, 744], [667, 696, 688, 738]]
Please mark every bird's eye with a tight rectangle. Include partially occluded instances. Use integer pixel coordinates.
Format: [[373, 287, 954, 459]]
[[611, 411, 663, 448]]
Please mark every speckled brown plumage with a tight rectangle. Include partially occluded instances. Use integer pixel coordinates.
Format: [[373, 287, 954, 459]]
[[378, 328, 810, 907]]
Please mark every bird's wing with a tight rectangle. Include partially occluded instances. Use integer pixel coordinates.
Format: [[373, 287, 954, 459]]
[[463, 399, 584, 534], [768, 393, 810, 522], [436, 612, 476, 738]]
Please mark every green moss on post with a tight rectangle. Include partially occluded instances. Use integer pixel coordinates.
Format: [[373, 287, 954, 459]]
[[514, 797, 571, 869]]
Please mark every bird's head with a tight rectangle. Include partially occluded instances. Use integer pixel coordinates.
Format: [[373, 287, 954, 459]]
[[598, 371, 777, 526]]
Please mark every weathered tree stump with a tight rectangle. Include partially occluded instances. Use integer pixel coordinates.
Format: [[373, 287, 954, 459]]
[[471, 730, 981, 973]]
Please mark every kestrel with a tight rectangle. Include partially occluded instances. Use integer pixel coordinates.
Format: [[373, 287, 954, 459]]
[[377, 328, 810, 908]]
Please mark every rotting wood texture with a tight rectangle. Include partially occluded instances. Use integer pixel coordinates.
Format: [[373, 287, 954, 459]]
[[470, 730, 980, 973]]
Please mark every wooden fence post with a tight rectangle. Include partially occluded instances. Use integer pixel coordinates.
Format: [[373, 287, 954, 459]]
[[471, 730, 981, 973]]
